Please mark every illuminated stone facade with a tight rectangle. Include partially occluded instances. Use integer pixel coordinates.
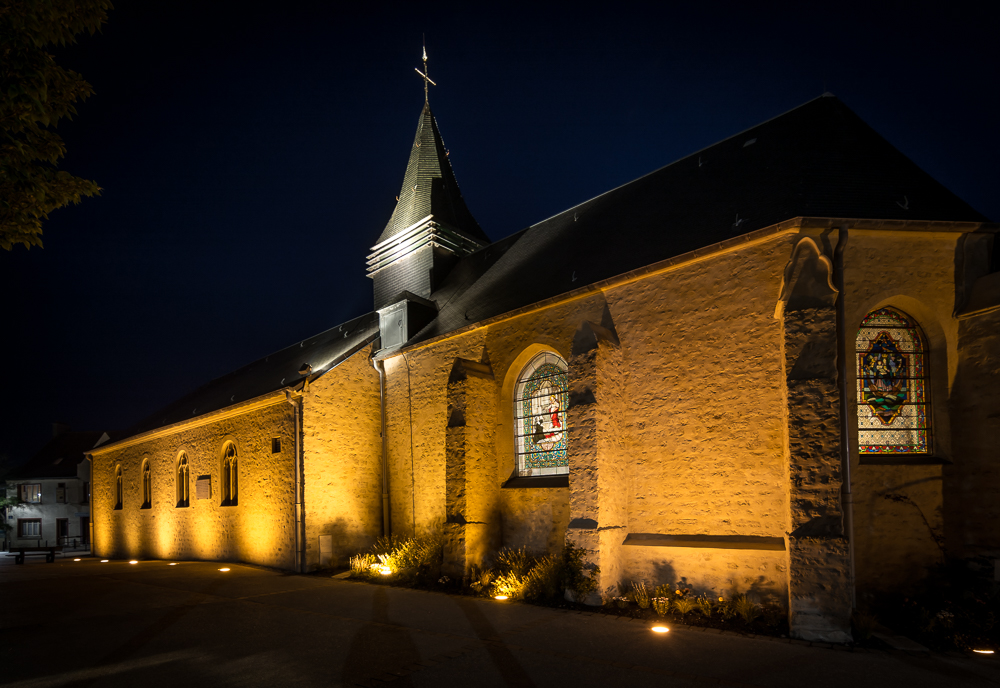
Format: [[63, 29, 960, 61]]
[[88, 95, 1000, 644]]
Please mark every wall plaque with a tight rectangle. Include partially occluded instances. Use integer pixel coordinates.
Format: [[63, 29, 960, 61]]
[[196, 475, 211, 500]]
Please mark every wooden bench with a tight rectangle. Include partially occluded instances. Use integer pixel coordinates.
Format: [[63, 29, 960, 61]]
[[13, 546, 63, 564]]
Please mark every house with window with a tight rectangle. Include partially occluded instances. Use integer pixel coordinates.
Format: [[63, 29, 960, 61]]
[[5, 428, 108, 552], [86, 89, 999, 643]]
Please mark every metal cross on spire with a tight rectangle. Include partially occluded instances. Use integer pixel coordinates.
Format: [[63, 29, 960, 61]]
[[414, 43, 436, 103]]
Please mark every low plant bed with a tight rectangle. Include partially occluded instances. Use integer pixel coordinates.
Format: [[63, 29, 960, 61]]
[[342, 536, 806, 643]]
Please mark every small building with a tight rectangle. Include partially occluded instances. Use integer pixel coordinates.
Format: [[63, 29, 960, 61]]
[[5, 428, 108, 552]]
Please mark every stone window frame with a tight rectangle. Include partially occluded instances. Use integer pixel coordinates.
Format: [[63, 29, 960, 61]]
[[114, 465, 123, 510], [500, 343, 572, 488], [140, 459, 152, 509], [220, 441, 239, 507], [176, 452, 190, 508]]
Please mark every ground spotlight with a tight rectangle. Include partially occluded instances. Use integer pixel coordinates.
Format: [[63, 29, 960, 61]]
[[219, 567, 230, 572], [651, 626, 670, 634], [129, 560, 138, 564]]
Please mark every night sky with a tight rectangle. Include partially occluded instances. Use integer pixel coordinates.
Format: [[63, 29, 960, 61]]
[[2, 2, 997, 462]]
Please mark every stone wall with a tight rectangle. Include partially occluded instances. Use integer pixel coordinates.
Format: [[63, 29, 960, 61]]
[[301, 343, 384, 570], [842, 230, 960, 592], [381, 232, 797, 598], [948, 307, 1000, 559], [91, 397, 297, 570]]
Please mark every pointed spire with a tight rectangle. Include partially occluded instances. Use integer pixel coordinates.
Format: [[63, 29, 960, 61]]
[[375, 97, 487, 247]]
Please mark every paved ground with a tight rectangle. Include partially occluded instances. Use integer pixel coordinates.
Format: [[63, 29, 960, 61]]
[[2, 555, 999, 687]]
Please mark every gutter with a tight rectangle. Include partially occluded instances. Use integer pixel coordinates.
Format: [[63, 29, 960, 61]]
[[285, 390, 306, 573], [372, 356, 390, 537], [833, 226, 857, 608]]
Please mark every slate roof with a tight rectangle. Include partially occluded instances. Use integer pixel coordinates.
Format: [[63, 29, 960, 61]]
[[8, 431, 105, 480], [376, 102, 488, 246], [124, 312, 380, 438], [412, 94, 990, 344]]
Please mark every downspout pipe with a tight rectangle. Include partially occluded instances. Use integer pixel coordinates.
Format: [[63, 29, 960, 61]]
[[834, 225, 857, 608], [373, 357, 390, 537], [285, 390, 306, 573]]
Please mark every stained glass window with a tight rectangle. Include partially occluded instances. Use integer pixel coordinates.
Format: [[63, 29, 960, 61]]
[[514, 352, 569, 476], [856, 307, 930, 454]]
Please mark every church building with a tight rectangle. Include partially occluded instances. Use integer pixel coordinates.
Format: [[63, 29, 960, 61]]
[[87, 73, 1000, 642]]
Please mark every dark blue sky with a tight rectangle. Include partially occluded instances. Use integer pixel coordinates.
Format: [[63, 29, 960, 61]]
[[2, 1, 997, 461]]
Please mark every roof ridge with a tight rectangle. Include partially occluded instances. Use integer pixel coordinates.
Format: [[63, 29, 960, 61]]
[[524, 94, 839, 232]]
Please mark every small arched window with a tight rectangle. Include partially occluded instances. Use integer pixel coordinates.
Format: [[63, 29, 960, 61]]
[[514, 351, 569, 477], [141, 460, 152, 509], [856, 307, 930, 455], [114, 465, 123, 510], [221, 443, 238, 506], [176, 453, 189, 507]]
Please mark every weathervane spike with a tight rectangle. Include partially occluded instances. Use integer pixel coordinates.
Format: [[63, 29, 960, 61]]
[[414, 39, 436, 103]]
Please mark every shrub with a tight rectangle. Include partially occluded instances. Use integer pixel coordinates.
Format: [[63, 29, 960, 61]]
[[652, 597, 671, 616], [495, 547, 533, 578], [350, 552, 376, 575], [696, 595, 713, 617], [631, 582, 651, 609], [560, 541, 600, 599], [733, 594, 761, 624], [674, 597, 696, 617], [349, 536, 442, 582]]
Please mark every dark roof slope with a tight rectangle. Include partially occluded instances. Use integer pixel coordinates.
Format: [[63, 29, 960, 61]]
[[415, 95, 989, 343], [376, 102, 488, 246], [9, 431, 105, 480], [125, 311, 379, 438]]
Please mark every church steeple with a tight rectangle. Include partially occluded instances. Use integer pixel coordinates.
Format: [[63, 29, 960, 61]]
[[367, 49, 489, 340], [373, 101, 487, 248]]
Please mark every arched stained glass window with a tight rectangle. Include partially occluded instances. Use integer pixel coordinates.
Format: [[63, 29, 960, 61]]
[[856, 307, 930, 454], [141, 460, 152, 509], [176, 453, 189, 508], [221, 443, 238, 506], [514, 352, 569, 477]]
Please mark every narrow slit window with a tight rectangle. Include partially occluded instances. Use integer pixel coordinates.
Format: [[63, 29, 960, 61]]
[[856, 307, 931, 454], [176, 454, 190, 507], [141, 460, 152, 509], [221, 443, 238, 506], [271, 437, 281, 454], [514, 352, 569, 477], [114, 466, 123, 510]]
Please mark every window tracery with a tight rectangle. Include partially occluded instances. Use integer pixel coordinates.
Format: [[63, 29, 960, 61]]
[[114, 465, 123, 510], [176, 453, 189, 507], [141, 460, 152, 509], [514, 352, 569, 477], [856, 307, 930, 454], [221, 443, 238, 506]]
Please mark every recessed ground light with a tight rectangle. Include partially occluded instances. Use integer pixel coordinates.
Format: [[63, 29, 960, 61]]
[[218, 567, 230, 572], [101, 559, 109, 563], [651, 626, 670, 634], [73, 558, 81, 562], [974, 650, 995, 654], [494, 595, 509, 600], [169, 563, 177, 566], [129, 560, 138, 564]]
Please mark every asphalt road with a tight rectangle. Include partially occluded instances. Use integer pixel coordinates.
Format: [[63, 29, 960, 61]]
[[2, 555, 998, 687]]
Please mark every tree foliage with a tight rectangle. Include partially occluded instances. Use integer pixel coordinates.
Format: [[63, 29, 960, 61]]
[[0, 0, 111, 250]]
